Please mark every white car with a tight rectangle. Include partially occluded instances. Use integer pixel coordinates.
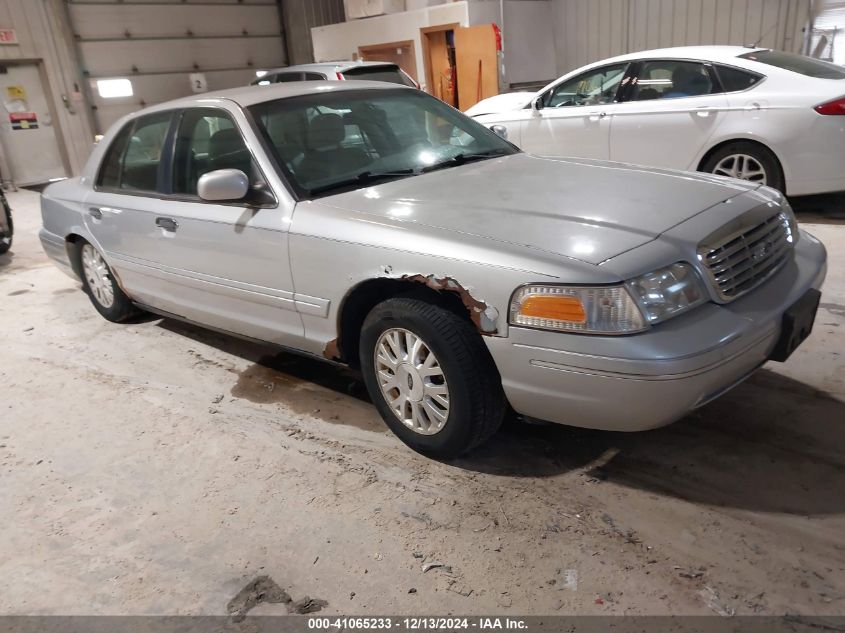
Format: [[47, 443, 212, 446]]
[[252, 61, 418, 88], [467, 46, 845, 196]]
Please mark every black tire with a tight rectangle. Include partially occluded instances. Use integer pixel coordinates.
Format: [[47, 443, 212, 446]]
[[0, 199, 12, 255], [701, 141, 785, 193], [360, 297, 506, 458], [76, 239, 136, 322]]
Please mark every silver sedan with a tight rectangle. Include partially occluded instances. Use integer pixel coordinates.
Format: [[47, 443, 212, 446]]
[[40, 81, 827, 457]]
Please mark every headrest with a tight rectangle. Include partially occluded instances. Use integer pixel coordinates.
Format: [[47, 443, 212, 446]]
[[209, 128, 246, 160], [307, 113, 345, 150]]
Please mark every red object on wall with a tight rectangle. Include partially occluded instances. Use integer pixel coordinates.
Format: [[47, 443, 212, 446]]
[[492, 23, 502, 52]]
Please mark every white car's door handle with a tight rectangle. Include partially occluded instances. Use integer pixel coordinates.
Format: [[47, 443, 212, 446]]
[[695, 106, 714, 117], [88, 207, 105, 220], [155, 217, 179, 232], [587, 111, 607, 119]]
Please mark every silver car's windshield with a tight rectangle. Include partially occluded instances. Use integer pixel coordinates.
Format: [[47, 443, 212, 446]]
[[249, 88, 518, 198]]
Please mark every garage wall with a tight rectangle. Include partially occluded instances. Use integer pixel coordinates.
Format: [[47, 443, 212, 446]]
[[467, 0, 557, 87], [549, 0, 813, 74], [0, 0, 95, 182], [282, 0, 346, 65], [67, 0, 287, 133]]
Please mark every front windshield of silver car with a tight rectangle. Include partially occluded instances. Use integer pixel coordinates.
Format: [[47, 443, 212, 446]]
[[249, 88, 518, 198]]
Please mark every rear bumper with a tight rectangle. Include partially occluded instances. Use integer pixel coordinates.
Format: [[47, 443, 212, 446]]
[[39, 228, 77, 279], [485, 231, 827, 431]]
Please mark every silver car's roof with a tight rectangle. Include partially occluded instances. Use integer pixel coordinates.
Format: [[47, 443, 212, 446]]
[[138, 80, 412, 114], [258, 60, 400, 76]]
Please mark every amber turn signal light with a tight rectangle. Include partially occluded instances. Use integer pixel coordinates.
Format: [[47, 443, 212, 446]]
[[519, 295, 587, 323]]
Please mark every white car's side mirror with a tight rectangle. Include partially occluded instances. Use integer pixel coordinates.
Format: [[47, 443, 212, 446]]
[[490, 124, 508, 140], [197, 169, 249, 202], [532, 97, 545, 112]]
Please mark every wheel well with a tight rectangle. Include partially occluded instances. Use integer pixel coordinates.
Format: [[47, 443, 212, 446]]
[[65, 234, 84, 278], [697, 139, 785, 191], [332, 278, 475, 367]]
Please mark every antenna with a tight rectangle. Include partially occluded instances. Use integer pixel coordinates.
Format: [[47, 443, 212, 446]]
[[750, 22, 778, 49]]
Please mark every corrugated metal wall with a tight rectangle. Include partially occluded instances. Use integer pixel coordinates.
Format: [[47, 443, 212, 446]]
[[549, 0, 813, 74], [67, 0, 287, 133], [281, 0, 345, 65]]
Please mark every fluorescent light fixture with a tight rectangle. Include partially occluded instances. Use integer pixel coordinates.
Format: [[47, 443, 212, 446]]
[[96, 78, 133, 99]]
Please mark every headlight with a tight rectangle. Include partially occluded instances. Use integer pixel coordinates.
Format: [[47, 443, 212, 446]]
[[509, 285, 647, 334], [626, 262, 706, 324]]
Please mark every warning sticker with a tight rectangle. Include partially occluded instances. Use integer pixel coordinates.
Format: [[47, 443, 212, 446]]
[[10, 112, 38, 130]]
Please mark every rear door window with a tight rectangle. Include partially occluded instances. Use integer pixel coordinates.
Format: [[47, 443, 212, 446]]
[[341, 65, 416, 87], [738, 50, 845, 79], [631, 60, 717, 101], [276, 72, 305, 83], [98, 111, 172, 192]]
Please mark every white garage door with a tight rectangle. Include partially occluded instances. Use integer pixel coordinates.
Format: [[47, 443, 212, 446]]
[[67, 0, 286, 133]]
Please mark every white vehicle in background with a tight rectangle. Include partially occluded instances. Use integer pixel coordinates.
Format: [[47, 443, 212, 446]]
[[252, 61, 418, 88], [467, 46, 845, 196]]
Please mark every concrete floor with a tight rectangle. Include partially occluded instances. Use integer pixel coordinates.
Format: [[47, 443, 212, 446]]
[[1, 188, 843, 616]]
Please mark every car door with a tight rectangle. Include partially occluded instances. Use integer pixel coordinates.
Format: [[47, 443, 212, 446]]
[[608, 59, 730, 170], [133, 105, 303, 346], [83, 110, 178, 308], [520, 63, 631, 159]]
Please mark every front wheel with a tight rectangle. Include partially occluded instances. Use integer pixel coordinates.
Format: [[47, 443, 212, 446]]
[[78, 240, 137, 322], [360, 298, 505, 458], [701, 142, 784, 192]]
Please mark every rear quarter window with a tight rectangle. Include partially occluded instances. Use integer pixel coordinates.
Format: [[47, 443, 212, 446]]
[[739, 50, 845, 79], [715, 65, 764, 92]]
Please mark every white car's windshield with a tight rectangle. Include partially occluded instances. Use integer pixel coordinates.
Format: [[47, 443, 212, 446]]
[[249, 88, 518, 198]]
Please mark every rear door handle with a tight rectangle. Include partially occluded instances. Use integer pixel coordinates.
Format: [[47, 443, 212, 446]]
[[88, 207, 104, 220], [155, 217, 179, 232], [587, 111, 607, 118]]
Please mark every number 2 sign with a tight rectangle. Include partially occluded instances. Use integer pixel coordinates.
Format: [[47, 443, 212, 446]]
[[189, 73, 207, 94]]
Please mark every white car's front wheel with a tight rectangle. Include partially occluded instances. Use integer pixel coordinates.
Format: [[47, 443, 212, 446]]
[[702, 141, 784, 193]]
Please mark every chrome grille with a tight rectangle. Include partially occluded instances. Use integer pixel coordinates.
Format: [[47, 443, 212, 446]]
[[700, 212, 794, 301]]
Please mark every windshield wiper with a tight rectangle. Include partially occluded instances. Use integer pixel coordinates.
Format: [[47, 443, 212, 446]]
[[420, 148, 512, 174], [307, 169, 416, 196]]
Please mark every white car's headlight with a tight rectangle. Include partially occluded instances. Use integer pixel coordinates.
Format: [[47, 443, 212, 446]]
[[626, 262, 707, 324], [509, 285, 647, 334]]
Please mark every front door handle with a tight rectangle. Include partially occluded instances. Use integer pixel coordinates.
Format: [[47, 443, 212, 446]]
[[155, 217, 179, 232], [587, 111, 607, 118]]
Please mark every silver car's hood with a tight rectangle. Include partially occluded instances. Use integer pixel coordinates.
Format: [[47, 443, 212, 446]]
[[318, 153, 758, 265]]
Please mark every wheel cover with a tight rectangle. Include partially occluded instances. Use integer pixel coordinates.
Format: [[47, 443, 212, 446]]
[[374, 328, 450, 436], [81, 244, 115, 308], [712, 153, 768, 185]]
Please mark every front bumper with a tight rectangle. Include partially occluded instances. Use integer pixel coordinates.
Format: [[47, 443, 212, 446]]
[[485, 231, 827, 431]]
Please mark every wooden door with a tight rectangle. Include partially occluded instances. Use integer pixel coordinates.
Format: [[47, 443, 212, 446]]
[[454, 24, 499, 111]]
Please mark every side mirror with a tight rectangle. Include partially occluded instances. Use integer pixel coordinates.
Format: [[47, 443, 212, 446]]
[[532, 96, 545, 112], [489, 124, 508, 140], [197, 169, 249, 202]]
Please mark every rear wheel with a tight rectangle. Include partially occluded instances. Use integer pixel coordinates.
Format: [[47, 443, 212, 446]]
[[701, 141, 784, 192], [360, 298, 505, 458], [78, 240, 136, 322]]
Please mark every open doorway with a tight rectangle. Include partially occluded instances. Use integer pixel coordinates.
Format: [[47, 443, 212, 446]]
[[421, 24, 459, 107], [357, 40, 419, 84]]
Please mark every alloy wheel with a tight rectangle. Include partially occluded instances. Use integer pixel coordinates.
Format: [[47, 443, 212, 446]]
[[712, 153, 768, 185], [81, 244, 115, 308], [374, 328, 450, 435]]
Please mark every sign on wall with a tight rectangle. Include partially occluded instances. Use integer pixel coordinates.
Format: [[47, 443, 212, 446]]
[[0, 29, 18, 45], [10, 112, 38, 130], [189, 73, 208, 94]]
